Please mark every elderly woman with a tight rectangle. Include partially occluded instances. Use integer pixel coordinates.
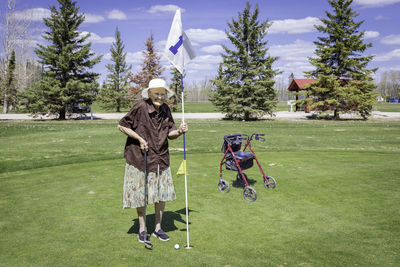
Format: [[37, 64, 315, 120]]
[[118, 78, 187, 244]]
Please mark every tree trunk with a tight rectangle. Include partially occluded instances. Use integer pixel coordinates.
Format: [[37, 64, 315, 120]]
[[116, 99, 120, 112], [59, 107, 66, 120], [333, 109, 340, 120], [244, 111, 250, 121], [3, 94, 9, 113]]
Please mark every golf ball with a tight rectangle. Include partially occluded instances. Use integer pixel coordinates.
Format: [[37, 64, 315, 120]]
[[174, 244, 180, 250]]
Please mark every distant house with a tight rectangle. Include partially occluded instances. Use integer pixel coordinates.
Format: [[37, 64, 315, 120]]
[[287, 78, 316, 112]]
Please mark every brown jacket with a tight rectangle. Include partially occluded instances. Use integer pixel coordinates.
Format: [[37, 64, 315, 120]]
[[119, 99, 177, 172]]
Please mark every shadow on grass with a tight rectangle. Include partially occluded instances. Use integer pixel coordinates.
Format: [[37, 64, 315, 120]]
[[73, 115, 102, 120], [127, 207, 197, 234], [232, 178, 257, 187], [306, 113, 366, 121]]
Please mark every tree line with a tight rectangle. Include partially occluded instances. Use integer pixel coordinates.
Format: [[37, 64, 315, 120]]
[[0, 0, 388, 120]]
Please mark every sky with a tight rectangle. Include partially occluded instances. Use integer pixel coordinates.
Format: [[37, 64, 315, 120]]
[[4, 0, 400, 85]]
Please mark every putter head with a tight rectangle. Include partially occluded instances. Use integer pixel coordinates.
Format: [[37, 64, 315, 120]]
[[144, 240, 153, 249]]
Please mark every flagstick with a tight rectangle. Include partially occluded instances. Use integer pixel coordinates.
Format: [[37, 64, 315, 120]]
[[181, 73, 192, 249]]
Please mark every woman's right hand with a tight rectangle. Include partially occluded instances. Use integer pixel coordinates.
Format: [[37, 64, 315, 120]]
[[139, 138, 148, 151]]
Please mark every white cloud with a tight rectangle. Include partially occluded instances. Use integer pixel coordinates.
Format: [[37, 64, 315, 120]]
[[201, 45, 224, 54], [81, 31, 114, 44], [374, 15, 385, 20], [269, 40, 315, 62], [83, 13, 105, 23], [381, 34, 400, 45], [104, 51, 140, 63], [12, 8, 106, 24], [364, 31, 380, 39], [276, 61, 314, 78], [192, 55, 221, 64], [374, 49, 400, 61], [107, 9, 127, 20], [185, 55, 222, 71], [13, 8, 50, 21], [105, 50, 144, 69], [269, 40, 316, 78], [187, 62, 215, 71], [148, 5, 184, 13], [126, 51, 144, 64], [353, 0, 400, 7], [374, 65, 400, 76], [186, 29, 227, 44], [103, 52, 112, 61], [269, 17, 322, 34], [157, 40, 167, 51]]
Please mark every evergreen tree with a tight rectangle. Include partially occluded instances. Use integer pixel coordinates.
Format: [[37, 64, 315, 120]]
[[129, 34, 164, 101], [304, 0, 377, 119], [23, 0, 101, 119], [211, 1, 278, 120], [1, 50, 16, 113], [288, 73, 294, 86], [168, 67, 184, 111], [98, 27, 131, 112]]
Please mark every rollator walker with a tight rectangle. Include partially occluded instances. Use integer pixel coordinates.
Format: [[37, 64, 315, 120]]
[[218, 133, 276, 202]]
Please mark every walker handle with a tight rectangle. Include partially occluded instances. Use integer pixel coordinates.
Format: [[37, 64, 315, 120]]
[[251, 133, 265, 142]]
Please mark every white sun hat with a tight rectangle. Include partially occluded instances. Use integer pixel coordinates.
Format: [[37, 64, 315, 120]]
[[142, 78, 175, 99]]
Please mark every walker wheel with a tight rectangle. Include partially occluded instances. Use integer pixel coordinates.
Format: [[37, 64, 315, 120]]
[[243, 186, 257, 202], [264, 176, 276, 189], [218, 179, 230, 193]]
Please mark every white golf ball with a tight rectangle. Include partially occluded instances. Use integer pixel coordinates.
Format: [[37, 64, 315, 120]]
[[174, 244, 180, 250]]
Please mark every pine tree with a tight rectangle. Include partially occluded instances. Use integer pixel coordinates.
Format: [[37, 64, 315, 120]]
[[288, 73, 294, 86], [23, 0, 101, 119], [129, 34, 164, 101], [304, 0, 377, 119], [98, 27, 131, 112], [168, 67, 184, 111], [1, 50, 16, 113], [211, 1, 278, 120]]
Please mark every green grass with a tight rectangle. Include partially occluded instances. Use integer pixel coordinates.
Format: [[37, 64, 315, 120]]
[[373, 102, 400, 112], [1, 119, 399, 266]]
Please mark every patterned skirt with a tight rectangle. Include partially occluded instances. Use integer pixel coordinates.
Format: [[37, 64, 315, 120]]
[[123, 163, 176, 209]]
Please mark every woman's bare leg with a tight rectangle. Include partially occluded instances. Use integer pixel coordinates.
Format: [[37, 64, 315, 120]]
[[154, 201, 165, 232], [136, 207, 146, 233]]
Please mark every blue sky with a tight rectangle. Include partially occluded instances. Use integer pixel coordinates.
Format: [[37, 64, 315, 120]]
[[5, 0, 400, 84]]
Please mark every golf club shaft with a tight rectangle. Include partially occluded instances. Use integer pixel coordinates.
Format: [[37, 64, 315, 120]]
[[143, 150, 153, 249]]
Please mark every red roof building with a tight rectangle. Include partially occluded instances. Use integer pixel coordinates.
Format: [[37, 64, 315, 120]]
[[287, 79, 316, 92], [287, 79, 316, 112]]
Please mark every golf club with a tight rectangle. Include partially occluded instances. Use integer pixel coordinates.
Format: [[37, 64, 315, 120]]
[[143, 150, 153, 250]]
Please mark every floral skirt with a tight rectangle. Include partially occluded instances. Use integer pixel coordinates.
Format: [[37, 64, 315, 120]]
[[123, 163, 176, 209]]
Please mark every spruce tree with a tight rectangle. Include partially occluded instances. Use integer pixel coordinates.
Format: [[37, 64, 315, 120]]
[[98, 27, 131, 112], [1, 50, 16, 113], [168, 67, 184, 111], [129, 34, 164, 101], [304, 0, 377, 119], [211, 1, 278, 120], [24, 0, 101, 119]]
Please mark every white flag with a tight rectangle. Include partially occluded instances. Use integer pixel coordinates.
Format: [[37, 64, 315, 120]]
[[164, 9, 196, 74]]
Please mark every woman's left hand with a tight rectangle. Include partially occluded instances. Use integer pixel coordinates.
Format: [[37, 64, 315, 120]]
[[179, 122, 188, 134]]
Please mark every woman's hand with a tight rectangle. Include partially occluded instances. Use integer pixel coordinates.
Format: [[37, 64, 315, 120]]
[[139, 138, 148, 151], [168, 122, 188, 140], [118, 125, 148, 151], [178, 122, 188, 134]]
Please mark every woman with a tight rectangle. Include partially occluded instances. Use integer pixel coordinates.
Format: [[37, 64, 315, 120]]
[[118, 78, 188, 244]]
